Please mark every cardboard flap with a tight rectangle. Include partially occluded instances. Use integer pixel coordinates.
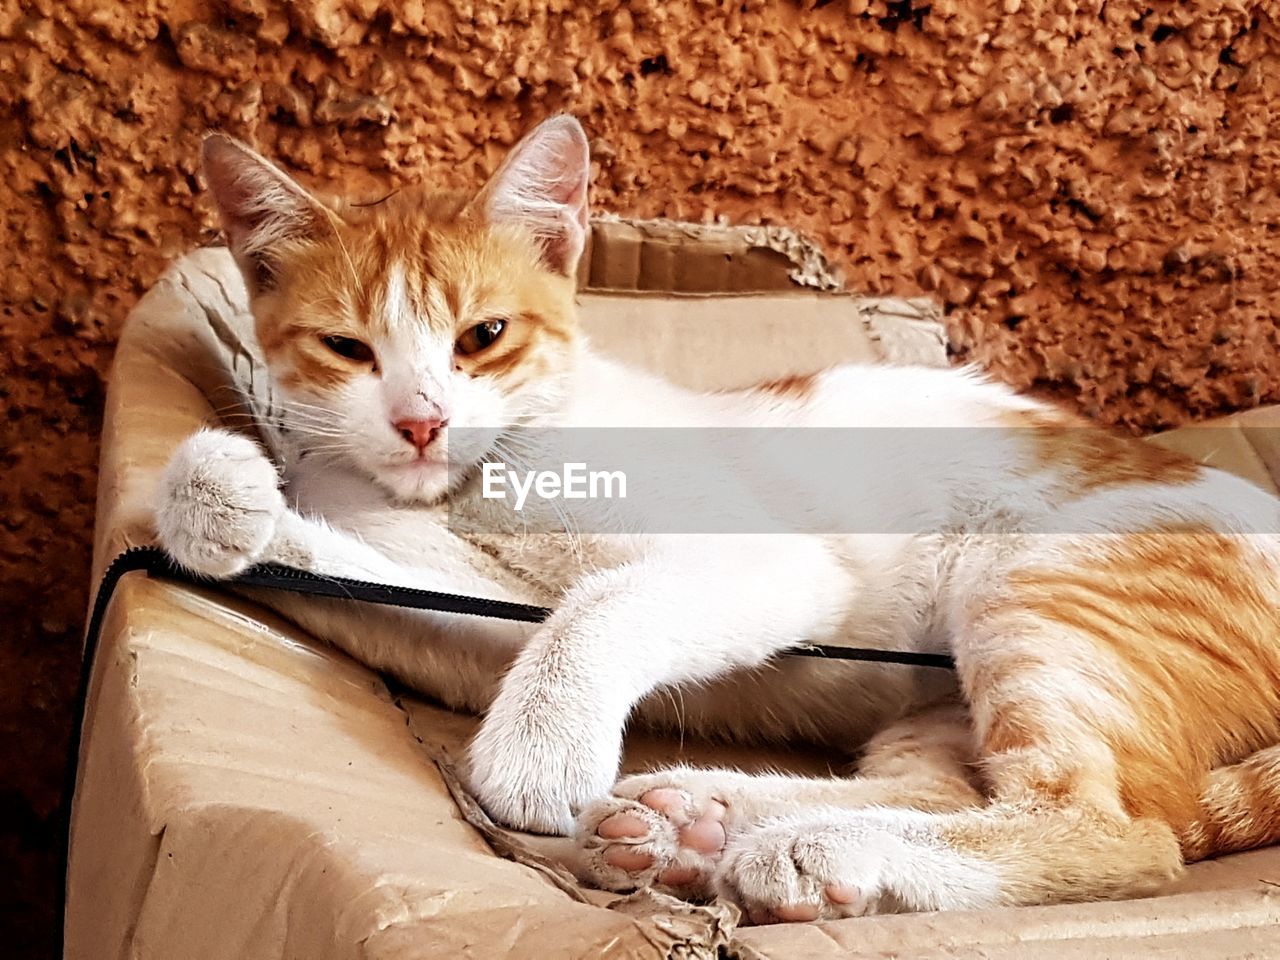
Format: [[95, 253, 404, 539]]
[[72, 577, 719, 960], [1149, 405, 1280, 495]]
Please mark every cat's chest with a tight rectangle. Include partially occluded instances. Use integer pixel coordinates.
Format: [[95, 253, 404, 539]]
[[458, 529, 641, 591], [284, 459, 630, 590], [284, 462, 446, 566]]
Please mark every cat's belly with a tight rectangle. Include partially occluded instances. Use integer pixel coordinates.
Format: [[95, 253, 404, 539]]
[[288, 461, 958, 747]]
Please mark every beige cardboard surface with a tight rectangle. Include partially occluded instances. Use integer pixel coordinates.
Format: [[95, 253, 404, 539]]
[[71, 230, 1280, 959], [1149, 405, 1280, 497], [74, 573, 724, 960], [581, 291, 881, 392]]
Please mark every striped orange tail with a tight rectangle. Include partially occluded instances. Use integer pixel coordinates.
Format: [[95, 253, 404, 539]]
[[1182, 744, 1280, 861]]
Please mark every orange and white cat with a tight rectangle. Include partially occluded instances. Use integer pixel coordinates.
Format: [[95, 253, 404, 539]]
[[156, 116, 1280, 922]]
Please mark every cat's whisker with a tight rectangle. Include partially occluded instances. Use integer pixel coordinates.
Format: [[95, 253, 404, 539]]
[[275, 397, 340, 415], [490, 431, 588, 560], [326, 217, 366, 305], [488, 439, 545, 540], [663, 686, 688, 749], [290, 425, 352, 439], [300, 442, 361, 458]]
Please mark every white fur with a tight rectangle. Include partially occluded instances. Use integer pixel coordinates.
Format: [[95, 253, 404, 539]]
[[720, 808, 1006, 917], [156, 428, 284, 577]]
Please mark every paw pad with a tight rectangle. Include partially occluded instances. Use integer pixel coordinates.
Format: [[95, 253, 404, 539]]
[[576, 782, 732, 899]]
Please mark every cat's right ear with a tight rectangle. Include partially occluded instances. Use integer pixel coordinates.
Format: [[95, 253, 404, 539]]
[[201, 134, 333, 291]]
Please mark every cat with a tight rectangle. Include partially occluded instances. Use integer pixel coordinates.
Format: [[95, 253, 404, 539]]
[[155, 115, 1280, 923]]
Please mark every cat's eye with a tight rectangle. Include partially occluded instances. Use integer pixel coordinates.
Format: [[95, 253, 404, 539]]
[[321, 335, 375, 364], [455, 319, 507, 356]]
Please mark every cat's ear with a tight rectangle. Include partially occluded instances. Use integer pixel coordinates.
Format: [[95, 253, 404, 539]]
[[469, 115, 590, 276], [201, 134, 334, 291]]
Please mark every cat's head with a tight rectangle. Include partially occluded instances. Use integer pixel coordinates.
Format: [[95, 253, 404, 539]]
[[202, 116, 590, 504]]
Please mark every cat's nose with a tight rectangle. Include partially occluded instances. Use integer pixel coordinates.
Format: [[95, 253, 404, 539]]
[[394, 417, 446, 453]]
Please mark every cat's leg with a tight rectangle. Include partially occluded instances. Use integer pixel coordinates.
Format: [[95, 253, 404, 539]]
[[568, 702, 982, 898], [156, 428, 541, 711], [156, 427, 394, 578], [465, 535, 868, 834], [717, 790, 1181, 923], [715, 609, 1193, 921]]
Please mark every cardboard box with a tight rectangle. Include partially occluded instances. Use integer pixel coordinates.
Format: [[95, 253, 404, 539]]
[[68, 225, 1280, 958]]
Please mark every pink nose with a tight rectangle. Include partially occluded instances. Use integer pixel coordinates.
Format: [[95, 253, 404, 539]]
[[394, 417, 445, 453]]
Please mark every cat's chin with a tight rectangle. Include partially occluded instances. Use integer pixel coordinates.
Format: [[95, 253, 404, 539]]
[[377, 458, 455, 505]]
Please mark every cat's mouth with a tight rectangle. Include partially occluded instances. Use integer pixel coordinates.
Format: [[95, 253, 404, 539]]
[[374, 454, 458, 505], [373, 430, 499, 502], [387, 454, 449, 473]]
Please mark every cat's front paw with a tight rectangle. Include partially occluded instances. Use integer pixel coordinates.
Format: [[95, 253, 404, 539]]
[[155, 428, 284, 578], [466, 689, 622, 836]]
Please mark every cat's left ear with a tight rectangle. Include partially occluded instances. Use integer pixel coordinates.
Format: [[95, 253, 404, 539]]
[[469, 115, 590, 276]]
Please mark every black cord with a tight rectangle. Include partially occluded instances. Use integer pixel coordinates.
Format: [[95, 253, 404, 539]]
[[233, 557, 956, 668], [59, 545, 955, 948]]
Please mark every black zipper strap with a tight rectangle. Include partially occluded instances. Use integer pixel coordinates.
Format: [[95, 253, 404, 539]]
[[237, 558, 956, 671], [231, 560, 956, 669], [233, 560, 554, 623], [79, 546, 957, 727], [787, 645, 955, 669]]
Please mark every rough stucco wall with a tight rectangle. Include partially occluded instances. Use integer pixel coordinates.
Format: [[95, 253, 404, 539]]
[[1, 0, 1278, 953]]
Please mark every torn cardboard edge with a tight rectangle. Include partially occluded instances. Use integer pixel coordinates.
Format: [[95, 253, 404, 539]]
[[433, 752, 739, 956], [579, 216, 947, 369], [433, 755, 593, 906], [582, 215, 845, 293]]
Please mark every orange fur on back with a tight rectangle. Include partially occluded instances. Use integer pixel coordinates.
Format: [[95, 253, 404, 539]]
[[1007, 407, 1200, 491]]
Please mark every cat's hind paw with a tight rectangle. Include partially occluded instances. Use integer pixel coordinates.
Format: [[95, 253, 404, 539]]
[[155, 428, 284, 578], [574, 774, 731, 900], [716, 818, 901, 923], [717, 813, 998, 923]]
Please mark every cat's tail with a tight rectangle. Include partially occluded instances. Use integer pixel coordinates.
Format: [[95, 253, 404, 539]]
[[1180, 744, 1280, 861]]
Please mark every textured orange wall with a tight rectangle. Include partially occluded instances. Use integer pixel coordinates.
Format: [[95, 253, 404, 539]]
[[2, 1, 1279, 953]]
